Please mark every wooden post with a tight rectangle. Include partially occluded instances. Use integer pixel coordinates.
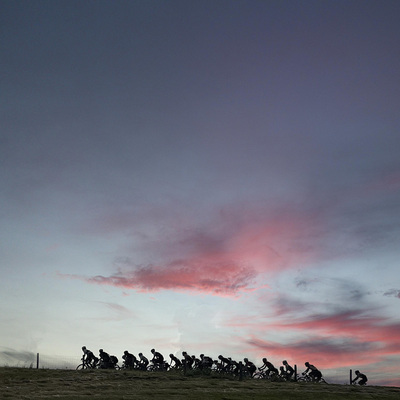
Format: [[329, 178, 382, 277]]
[[350, 369, 352, 385], [36, 353, 39, 369], [294, 364, 297, 382]]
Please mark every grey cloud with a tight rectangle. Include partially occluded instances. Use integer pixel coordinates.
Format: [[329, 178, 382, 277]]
[[384, 289, 400, 299]]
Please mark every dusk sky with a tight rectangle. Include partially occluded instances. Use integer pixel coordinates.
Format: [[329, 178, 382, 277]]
[[1, 0, 400, 386]]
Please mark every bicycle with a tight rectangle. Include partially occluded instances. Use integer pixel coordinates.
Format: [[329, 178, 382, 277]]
[[76, 357, 99, 370], [253, 370, 282, 381], [120, 360, 140, 370], [297, 372, 328, 384], [351, 379, 367, 386], [147, 361, 168, 372]]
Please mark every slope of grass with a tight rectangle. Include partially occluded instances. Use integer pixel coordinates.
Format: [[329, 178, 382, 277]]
[[1, 367, 399, 399]]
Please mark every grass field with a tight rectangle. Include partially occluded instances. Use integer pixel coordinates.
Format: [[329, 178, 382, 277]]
[[1, 367, 400, 399]]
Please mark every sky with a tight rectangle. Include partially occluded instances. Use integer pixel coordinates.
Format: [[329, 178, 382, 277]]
[[1, 0, 400, 386]]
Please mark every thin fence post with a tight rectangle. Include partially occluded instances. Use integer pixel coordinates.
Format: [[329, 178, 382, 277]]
[[36, 353, 39, 369], [294, 364, 297, 382], [350, 369, 352, 385]]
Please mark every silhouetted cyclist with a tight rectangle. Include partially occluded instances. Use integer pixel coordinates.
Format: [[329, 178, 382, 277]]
[[231, 360, 241, 376], [192, 355, 201, 369], [169, 354, 182, 369], [122, 350, 136, 368], [99, 349, 111, 369], [182, 351, 194, 369], [200, 354, 213, 370], [109, 355, 118, 368], [303, 362, 322, 382], [243, 358, 256, 376], [81, 346, 97, 367], [282, 360, 294, 380], [218, 355, 232, 372], [352, 370, 368, 385], [259, 357, 279, 376], [151, 349, 164, 369], [138, 352, 149, 370]]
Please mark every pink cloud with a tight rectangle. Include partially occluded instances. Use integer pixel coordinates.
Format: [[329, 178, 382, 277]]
[[60, 259, 258, 296], [227, 308, 400, 370], [245, 336, 375, 368], [269, 311, 400, 350], [65, 207, 321, 295], [225, 213, 316, 273]]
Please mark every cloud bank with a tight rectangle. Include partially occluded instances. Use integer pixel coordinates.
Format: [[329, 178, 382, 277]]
[[65, 204, 326, 295], [84, 261, 257, 295]]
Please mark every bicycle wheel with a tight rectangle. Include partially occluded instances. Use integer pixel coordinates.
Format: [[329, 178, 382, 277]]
[[253, 372, 265, 379], [76, 363, 85, 370], [297, 375, 308, 382]]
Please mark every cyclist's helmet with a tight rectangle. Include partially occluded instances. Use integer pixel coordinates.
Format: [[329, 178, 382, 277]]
[[305, 362, 309, 366], [355, 370, 360, 374]]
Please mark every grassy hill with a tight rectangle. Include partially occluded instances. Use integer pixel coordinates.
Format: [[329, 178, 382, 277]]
[[1, 367, 399, 399]]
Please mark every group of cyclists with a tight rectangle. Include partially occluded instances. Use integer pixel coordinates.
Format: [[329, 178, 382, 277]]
[[80, 346, 368, 385]]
